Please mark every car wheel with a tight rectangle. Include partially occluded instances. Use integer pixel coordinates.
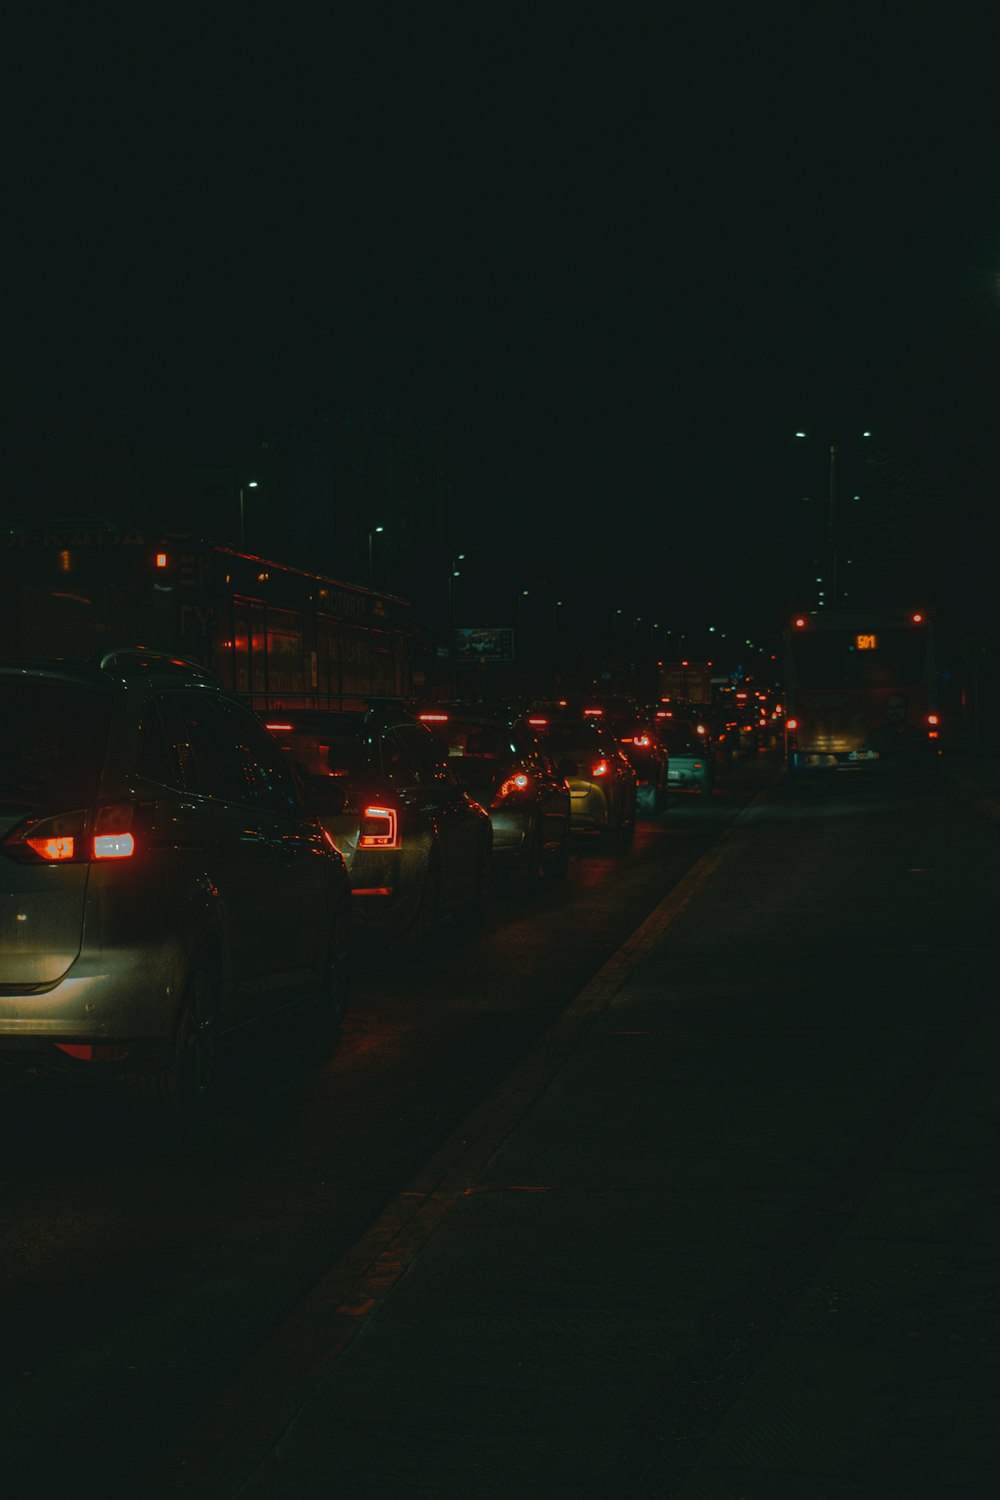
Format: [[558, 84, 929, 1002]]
[[511, 819, 544, 894], [398, 858, 439, 952], [455, 834, 492, 928], [548, 821, 571, 879], [127, 959, 220, 1123], [308, 900, 351, 1048]]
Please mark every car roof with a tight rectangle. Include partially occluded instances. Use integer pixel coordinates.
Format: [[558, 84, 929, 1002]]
[[0, 651, 219, 691]]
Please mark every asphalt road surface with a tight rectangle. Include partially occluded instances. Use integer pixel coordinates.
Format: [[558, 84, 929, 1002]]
[[2, 753, 997, 1498]]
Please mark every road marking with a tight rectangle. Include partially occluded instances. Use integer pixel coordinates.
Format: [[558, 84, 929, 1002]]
[[139, 780, 776, 1498]]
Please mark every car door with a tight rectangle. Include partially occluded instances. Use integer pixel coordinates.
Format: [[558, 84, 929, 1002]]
[[386, 722, 482, 907], [517, 725, 568, 856], [164, 691, 333, 1021], [223, 700, 337, 1010]]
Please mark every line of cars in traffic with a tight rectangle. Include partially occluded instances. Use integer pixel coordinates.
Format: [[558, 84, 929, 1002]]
[[0, 651, 723, 1124]]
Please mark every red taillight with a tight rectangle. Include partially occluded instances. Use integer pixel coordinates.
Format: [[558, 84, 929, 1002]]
[[794, 616, 807, 628], [583, 707, 603, 716], [927, 714, 939, 726], [155, 553, 168, 569], [358, 805, 399, 848], [419, 713, 449, 723], [3, 805, 140, 864], [591, 760, 609, 778], [695, 725, 706, 736], [26, 835, 76, 861], [527, 717, 548, 727], [493, 772, 532, 805], [633, 735, 651, 747], [786, 719, 798, 731], [55, 1043, 130, 1062], [265, 722, 295, 731]]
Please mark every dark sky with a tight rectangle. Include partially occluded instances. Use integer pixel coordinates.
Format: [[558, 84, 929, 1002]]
[[4, 7, 999, 648]]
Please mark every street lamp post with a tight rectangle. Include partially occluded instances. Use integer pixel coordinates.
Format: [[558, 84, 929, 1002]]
[[448, 554, 466, 696], [368, 525, 384, 590], [795, 430, 871, 606], [239, 481, 258, 549]]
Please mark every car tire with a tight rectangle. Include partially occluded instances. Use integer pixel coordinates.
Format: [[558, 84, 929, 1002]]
[[126, 958, 221, 1123], [398, 858, 439, 953], [511, 819, 544, 894], [548, 821, 571, 879], [454, 834, 492, 928], [307, 900, 351, 1049]]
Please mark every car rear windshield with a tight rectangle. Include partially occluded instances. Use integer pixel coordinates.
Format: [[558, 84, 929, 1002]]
[[0, 679, 112, 809], [276, 728, 371, 783], [542, 722, 600, 756]]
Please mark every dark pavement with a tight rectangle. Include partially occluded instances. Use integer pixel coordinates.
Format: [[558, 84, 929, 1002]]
[[137, 752, 1000, 1499]]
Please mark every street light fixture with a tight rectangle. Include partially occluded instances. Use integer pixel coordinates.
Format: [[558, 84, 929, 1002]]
[[794, 429, 872, 605], [368, 525, 384, 590], [239, 481, 258, 549]]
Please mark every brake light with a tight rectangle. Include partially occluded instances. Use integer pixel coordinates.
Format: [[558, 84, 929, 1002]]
[[26, 835, 76, 861], [527, 717, 548, 727], [493, 772, 532, 805], [419, 713, 449, 723], [794, 616, 807, 628], [583, 707, 603, 716], [265, 722, 295, 731], [695, 725, 706, 736], [786, 719, 798, 731], [591, 760, 609, 778], [633, 735, 651, 747], [358, 806, 400, 848], [4, 808, 138, 863], [927, 714, 939, 726]]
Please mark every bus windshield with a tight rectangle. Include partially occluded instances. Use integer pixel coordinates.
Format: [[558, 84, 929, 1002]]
[[790, 628, 929, 691]]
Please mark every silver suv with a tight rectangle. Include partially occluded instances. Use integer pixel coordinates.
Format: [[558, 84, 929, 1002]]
[[0, 651, 352, 1119]]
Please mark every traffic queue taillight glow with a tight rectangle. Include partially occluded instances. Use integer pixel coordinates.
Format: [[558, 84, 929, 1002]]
[[591, 760, 609, 778], [358, 806, 399, 849]]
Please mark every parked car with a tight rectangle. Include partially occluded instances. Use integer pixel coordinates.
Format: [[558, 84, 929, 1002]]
[[530, 711, 638, 848], [417, 706, 571, 888], [0, 651, 352, 1120], [260, 704, 493, 945], [658, 717, 715, 794]]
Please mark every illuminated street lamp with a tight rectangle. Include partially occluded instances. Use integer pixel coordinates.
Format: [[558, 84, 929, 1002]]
[[368, 525, 384, 589], [795, 429, 872, 603], [239, 481, 258, 549]]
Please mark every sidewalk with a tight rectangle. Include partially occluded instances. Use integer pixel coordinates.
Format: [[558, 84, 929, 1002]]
[[140, 771, 1000, 1500]]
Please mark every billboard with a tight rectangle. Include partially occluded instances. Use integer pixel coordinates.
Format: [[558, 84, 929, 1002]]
[[455, 626, 514, 663]]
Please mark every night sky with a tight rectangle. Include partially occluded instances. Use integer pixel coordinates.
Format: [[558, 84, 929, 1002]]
[[4, 8, 999, 662]]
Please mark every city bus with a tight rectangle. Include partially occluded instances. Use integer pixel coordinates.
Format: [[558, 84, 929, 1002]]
[[782, 608, 940, 778], [0, 526, 413, 709]]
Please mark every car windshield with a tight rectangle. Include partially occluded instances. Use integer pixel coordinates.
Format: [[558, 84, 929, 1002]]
[[0, 679, 112, 810], [439, 721, 514, 789], [660, 724, 699, 755]]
